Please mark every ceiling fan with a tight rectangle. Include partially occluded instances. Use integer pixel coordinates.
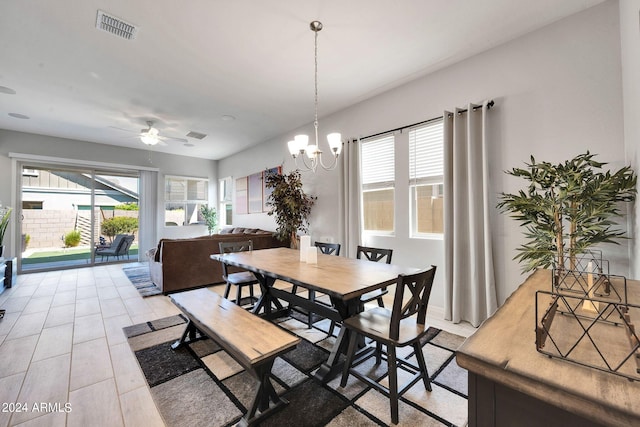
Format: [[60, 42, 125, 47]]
[[112, 120, 188, 146], [138, 121, 188, 146]]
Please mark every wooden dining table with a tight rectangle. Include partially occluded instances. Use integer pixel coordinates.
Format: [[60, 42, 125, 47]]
[[210, 247, 420, 383]]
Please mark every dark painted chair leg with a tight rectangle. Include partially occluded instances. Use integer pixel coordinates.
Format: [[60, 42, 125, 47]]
[[236, 285, 242, 306], [412, 342, 432, 391], [340, 330, 358, 387], [388, 347, 399, 424], [307, 290, 316, 328]]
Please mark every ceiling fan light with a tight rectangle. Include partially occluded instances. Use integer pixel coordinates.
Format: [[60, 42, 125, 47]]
[[140, 133, 159, 145]]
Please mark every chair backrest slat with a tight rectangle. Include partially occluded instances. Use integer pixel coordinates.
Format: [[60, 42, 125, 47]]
[[110, 234, 125, 249], [219, 240, 253, 278], [314, 242, 341, 256], [389, 266, 437, 340], [356, 246, 393, 264], [116, 235, 135, 256]]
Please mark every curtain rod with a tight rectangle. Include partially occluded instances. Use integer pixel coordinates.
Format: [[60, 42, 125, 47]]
[[358, 99, 494, 142]]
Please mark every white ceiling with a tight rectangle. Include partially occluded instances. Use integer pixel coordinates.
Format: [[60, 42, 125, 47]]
[[0, 0, 606, 160]]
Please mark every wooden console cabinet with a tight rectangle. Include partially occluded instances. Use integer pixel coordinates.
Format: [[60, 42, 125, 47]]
[[456, 269, 640, 427]]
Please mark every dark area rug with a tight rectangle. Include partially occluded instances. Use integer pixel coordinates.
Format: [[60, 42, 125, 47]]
[[123, 263, 162, 297], [125, 313, 469, 427]]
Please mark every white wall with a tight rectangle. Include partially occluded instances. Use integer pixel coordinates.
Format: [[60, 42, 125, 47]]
[[620, 0, 640, 279], [219, 1, 627, 311], [0, 130, 218, 257]]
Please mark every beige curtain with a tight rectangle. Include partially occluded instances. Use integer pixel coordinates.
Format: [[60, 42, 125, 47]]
[[339, 139, 362, 258], [138, 170, 158, 260], [443, 102, 497, 327]]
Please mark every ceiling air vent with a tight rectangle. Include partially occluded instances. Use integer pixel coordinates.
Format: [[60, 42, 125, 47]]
[[96, 10, 137, 40], [186, 131, 207, 140]]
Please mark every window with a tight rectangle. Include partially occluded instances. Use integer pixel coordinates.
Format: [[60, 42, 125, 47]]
[[219, 177, 233, 226], [164, 176, 208, 227], [361, 134, 395, 233], [409, 119, 444, 236]]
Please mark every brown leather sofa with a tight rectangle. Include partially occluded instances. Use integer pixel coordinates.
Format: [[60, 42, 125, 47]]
[[146, 228, 288, 294]]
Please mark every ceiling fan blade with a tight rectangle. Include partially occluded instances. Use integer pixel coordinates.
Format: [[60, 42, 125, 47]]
[[109, 126, 139, 134]]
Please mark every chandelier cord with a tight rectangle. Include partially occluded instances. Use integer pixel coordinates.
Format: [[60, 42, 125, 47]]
[[313, 25, 319, 148], [287, 20, 340, 172]]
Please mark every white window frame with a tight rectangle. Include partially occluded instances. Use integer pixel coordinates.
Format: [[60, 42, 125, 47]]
[[219, 176, 233, 227], [360, 134, 396, 236], [164, 175, 208, 227], [409, 119, 444, 239]]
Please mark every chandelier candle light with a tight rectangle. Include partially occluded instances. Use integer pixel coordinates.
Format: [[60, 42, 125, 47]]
[[288, 21, 342, 172]]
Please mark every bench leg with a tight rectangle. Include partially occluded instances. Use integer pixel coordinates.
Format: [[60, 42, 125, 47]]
[[171, 320, 198, 350], [239, 359, 288, 427]]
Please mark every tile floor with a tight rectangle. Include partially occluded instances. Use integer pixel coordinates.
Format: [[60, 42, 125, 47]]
[[0, 264, 476, 427]]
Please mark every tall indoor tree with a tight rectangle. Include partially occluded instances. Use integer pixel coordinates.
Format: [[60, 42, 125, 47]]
[[498, 152, 636, 273], [265, 169, 316, 248]]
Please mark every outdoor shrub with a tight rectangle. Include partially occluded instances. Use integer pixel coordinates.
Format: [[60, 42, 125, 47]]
[[101, 216, 139, 239], [115, 203, 139, 211], [64, 230, 81, 247]]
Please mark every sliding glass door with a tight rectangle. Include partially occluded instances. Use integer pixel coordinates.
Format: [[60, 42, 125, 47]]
[[19, 164, 140, 272]]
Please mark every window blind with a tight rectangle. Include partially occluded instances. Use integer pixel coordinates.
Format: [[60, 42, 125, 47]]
[[409, 119, 443, 185], [361, 134, 394, 189]]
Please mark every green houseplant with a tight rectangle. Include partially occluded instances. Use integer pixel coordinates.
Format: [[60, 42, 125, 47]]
[[0, 207, 11, 257], [200, 205, 217, 235], [265, 169, 316, 248], [497, 152, 636, 273]]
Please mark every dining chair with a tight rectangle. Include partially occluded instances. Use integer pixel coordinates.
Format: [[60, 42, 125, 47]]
[[292, 241, 341, 327], [314, 241, 341, 256], [340, 266, 437, 425], [326, 245, 393, 337], [357, 246, 393, 307], [218, 240, 259, 308]]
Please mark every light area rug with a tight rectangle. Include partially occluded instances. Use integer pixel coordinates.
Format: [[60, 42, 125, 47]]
[[124, 311, 469, 427], [122, 263, 162, 297]]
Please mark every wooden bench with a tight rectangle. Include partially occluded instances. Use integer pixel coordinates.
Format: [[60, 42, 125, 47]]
[[170, 288, 300, 426]]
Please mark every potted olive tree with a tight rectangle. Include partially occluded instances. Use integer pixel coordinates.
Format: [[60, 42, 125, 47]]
[[264, 169, 316, 248], [498, 152, 636, 273], [200, 205, 217, 235]]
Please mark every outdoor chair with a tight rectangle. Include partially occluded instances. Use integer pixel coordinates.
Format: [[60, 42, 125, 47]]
[[340, 266, 437, 425], [95, 234, 134, 261], [291, 242, 341, 328], [219, 240, 259, 308]]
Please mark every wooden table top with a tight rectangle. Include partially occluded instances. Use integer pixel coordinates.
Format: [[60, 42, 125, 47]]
[[457, 269, 640, 427], [211, 247, 420, 301]]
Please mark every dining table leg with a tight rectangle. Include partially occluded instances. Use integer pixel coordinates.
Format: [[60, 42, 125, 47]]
[[314, 296, 367, 384], [251, 273, 286, 318]]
